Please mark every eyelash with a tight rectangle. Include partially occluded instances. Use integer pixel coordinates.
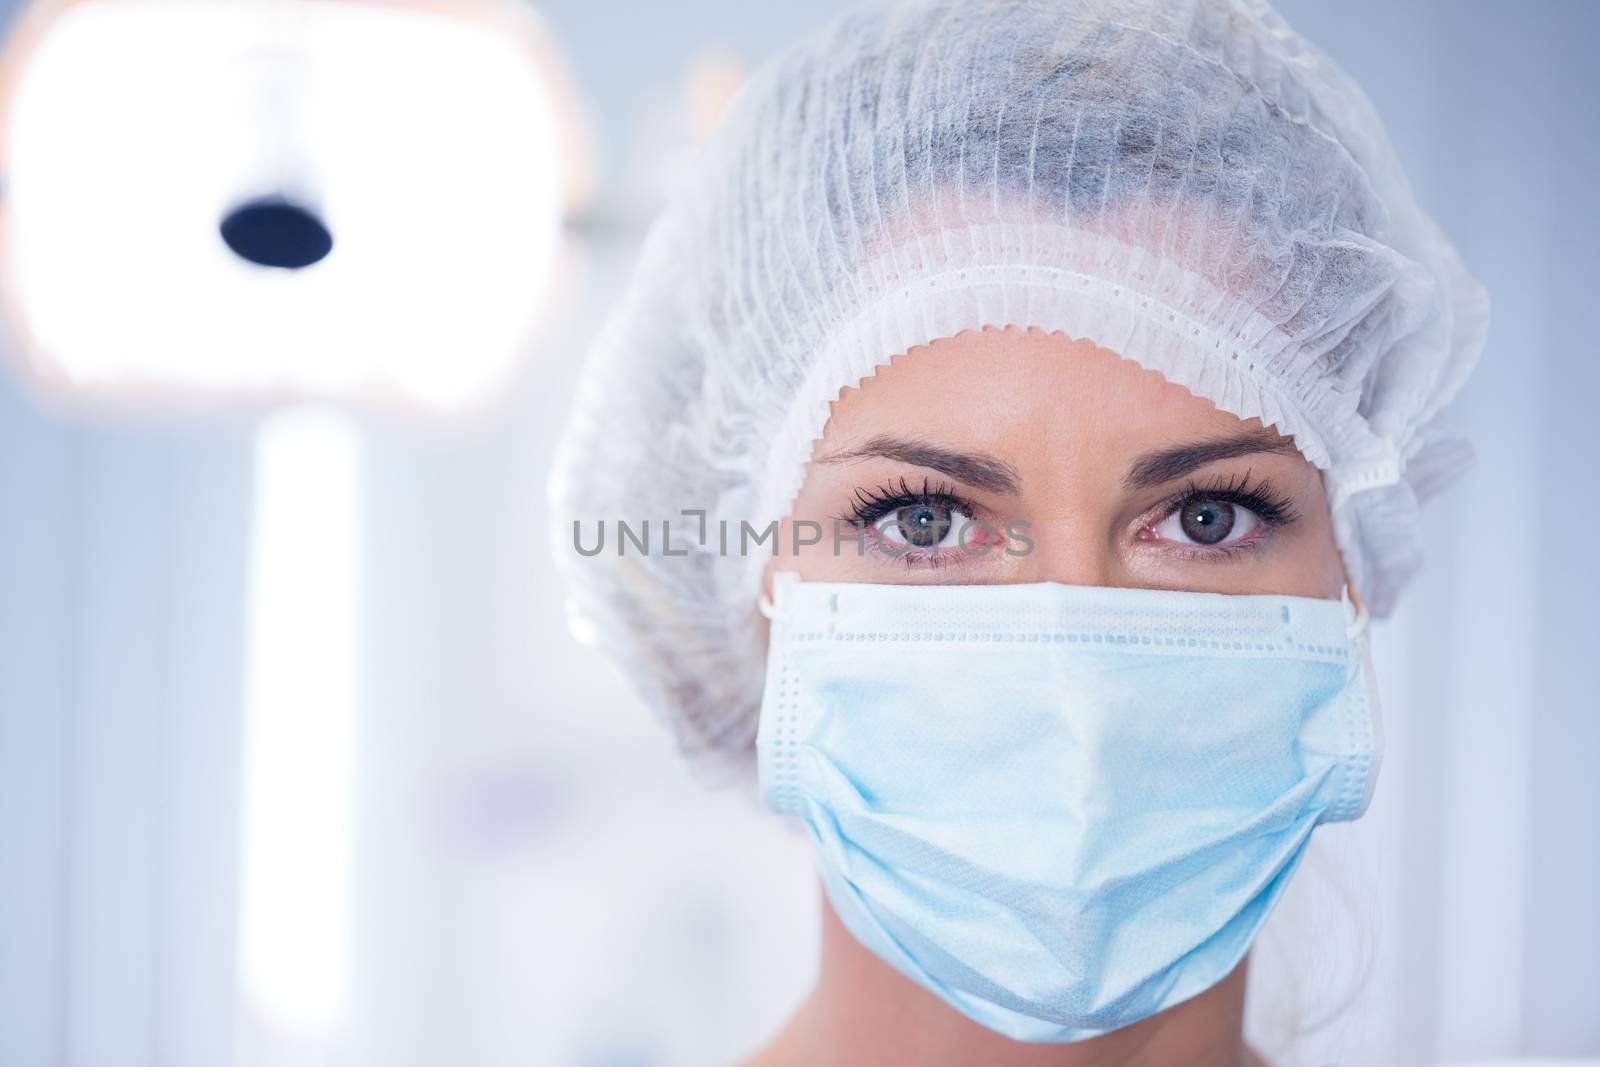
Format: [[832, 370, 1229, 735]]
[[1143, 472, 1300, 560], [844, 475, 970, 526], [834, 475, 979, 571]]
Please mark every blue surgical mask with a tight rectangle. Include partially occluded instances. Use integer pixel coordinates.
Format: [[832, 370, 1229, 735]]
[[755, 571, 1381, 1043]]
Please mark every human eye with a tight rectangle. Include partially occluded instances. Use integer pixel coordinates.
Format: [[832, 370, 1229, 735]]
[[839, 476, 994, 567], [1137, 473, 1299, 558]]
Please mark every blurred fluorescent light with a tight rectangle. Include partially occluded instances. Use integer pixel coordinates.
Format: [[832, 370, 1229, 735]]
[[0, 0, 583, 414], [237, 407, 360, 1039]]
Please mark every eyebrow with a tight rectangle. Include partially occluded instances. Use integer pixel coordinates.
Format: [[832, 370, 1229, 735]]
[[817, 427, 1298, 496], [818, 434, 1023, 495], [1122, 428, 1300, 491]]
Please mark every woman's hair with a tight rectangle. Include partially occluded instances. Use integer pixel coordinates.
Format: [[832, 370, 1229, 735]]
[[1249, 831, 1383, 1063]]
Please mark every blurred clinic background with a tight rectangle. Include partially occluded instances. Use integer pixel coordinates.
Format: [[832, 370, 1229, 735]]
[[0, 1, 1595, 1066]]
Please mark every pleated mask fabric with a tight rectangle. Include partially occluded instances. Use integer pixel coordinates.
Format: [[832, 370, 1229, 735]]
[[756, 571, 1382, 1040]]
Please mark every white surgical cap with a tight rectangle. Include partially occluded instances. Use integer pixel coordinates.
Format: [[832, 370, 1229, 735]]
[[550, 0, 1489, 780]]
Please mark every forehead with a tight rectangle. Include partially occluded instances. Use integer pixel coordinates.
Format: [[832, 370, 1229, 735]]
[[820, 325, 1299, 470]]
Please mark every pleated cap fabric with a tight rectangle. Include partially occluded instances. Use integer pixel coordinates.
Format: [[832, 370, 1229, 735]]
[[550, 0, 1489, 780]]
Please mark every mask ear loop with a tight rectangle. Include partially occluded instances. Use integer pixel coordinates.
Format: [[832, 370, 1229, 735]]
[[1339, 580, 1384, 820], [1341, 583, 1370, 642], [760, 569, 801, 623]]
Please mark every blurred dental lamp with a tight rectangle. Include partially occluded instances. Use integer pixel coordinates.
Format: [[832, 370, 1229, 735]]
[[0, 0, 591, 417]]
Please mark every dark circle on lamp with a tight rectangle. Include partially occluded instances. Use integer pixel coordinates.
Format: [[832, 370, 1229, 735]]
[[220, 196, 334, 269]]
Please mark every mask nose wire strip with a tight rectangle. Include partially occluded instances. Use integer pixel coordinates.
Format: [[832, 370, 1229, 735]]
[[765, 583, 1363, 636]]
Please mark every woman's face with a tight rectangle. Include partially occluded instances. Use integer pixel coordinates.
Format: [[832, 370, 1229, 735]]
[[766, 325, 1348, 598]]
